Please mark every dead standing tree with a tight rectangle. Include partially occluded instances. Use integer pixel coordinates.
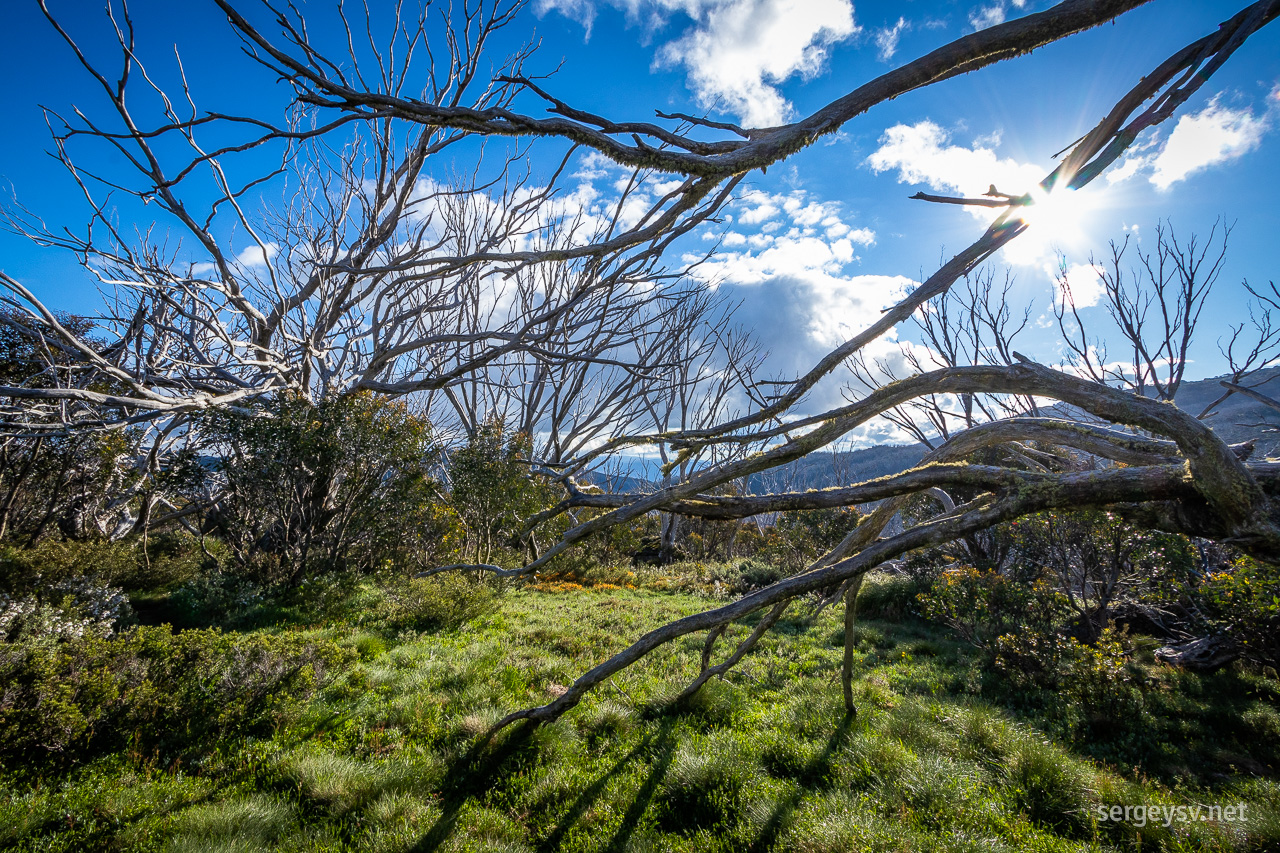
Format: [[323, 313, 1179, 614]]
[[4, 0, 1280, 728]]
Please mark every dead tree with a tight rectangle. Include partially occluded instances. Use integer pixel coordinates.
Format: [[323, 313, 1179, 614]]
[[1056, 220, 1230, 401], [4, 0, 1280, 728]]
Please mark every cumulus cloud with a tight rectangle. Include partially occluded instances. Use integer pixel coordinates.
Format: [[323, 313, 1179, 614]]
[[874, 17, 908, 62], [968, 0, 1027, 31], [671, 183, 900, 412], [867, 120, 1045, 200], [694, 187, 874, 284], [722, 272, 916, 413], [1150, 99, 1267, 189], [968, 4, 1005, 30], [1108, 95, 1270, 190], [538, 0, 858, 127], [234, 244, 279, 268], [191, 243, 279, 277], [1053, 262, 1106, 309]]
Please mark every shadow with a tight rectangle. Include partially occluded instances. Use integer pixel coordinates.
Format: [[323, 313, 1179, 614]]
[[602, 720, 679, 853], [38, 784, 222, 852], [406, 721, 540, 853], [745, 713, 858, 853], [537, 718, 677, 853]]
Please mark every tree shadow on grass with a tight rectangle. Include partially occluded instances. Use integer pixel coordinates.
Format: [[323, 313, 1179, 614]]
[[402, 713, 681, 853], [602, 719, 679, 853], [746, 712, 858, 853], [537, 718, 678, 853], [405, 722, 542, 853]]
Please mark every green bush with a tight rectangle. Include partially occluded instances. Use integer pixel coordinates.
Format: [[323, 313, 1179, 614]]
[[446, 416, 558, 565], [705, 558, 789, 595], [919, 565, 1073, 684], [760, 507, 861, 571], [0, 540, 138, 596], [201, 392, 448, 588], [918, 565, 1153, 735], [0, 579, 132, 645], [855, 571, 930, 621], [375, 574, 500, 633], [169, 571, 268, 628], [0, 534, 219, 603], [1201, 555, 1280, 667], [0, 625, 352, 771]]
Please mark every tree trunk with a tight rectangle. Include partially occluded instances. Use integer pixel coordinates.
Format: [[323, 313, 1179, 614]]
[[1155, 635, 1240, 671], [842, 574, 864, 717], [660, 512, 679, 564]]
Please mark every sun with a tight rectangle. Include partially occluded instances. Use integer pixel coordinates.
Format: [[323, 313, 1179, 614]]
[[1003, 185, 1102, 266], [1018, 186, 1090, 233]]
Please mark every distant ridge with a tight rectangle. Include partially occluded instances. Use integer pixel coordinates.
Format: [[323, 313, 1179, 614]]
[[581, 367, 1280, 495]]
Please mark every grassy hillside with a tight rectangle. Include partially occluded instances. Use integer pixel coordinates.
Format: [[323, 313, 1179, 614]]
[[4, 570, 1279, 852]]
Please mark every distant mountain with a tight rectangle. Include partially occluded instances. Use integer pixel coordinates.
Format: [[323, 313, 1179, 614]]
[[1039, 367, 1280, 457], [745, 444, 926, 493], [1170, 367, 1280, 454], [582, 368, 1280, 496], [747, 367, 1280, 493]]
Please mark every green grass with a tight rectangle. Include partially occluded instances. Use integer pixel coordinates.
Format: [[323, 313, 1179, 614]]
[[4, 572, 1280, 852]]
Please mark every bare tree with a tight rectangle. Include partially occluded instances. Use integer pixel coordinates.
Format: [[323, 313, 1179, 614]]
[[852, 265, 1039, 451], [4, 0, 1280, 732], [1056, 220, 1230, 401]]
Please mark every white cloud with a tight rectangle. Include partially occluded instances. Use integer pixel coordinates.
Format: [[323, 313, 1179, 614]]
[[717, 187, 874, 245], [968, 3, 1006, 30], [867, 120, 1045, 200], [659, 0, 857, 127], [804, 274, 914, 347], [1150, 99, 1267, 189], [737, 189, 781, 224], [874, 17, 908, 62], [1053, 262, 1106, 309], [694, 234, 860, 286], [719, 271, 916, 413], [540, 0, 858, 127], [966, 0, 1028, 30], [191, 243, 279, 277], [1108, 95, 1270, 190], [235, 244, 278, 268]]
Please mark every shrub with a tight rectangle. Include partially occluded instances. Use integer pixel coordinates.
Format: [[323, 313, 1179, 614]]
[[706, 558, 789, 595], [1066, 627, 1146, 725], [0, 625, 352, 770], [1201, 555, 1280, 667], [855, 571, 930, 621], [200, 392, 448, 588], [919, 566, 1068, 661], [760, 507, 861, 571], [375, 574, 500, 633], [0, 595, 115, 645], [445, 416, 558, 565], [919, 565, 1152, 732], [0, 570, 134, 646], [0, 539, 138, 596], [169, 571, 268, 628]]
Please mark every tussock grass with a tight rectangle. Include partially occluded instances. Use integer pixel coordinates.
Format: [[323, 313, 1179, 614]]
[[166, 793, 296, 850], [4, 569, 1280, 851]]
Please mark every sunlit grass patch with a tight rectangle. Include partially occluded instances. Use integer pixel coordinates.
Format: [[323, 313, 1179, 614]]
[[279, 749, 434, 815], [165, 793, 297, 851], [7, 570, 1280, 852]]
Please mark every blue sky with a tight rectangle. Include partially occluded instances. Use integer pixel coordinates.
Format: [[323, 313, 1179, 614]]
[[2, 0, 1279, 440]]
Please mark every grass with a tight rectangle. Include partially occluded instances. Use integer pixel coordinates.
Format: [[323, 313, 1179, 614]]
[[3, 570, 1280, 851]]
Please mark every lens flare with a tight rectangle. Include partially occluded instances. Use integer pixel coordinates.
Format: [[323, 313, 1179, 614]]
[[1000, 185, 1102, 267], [1018, 186, 1087, 232]]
